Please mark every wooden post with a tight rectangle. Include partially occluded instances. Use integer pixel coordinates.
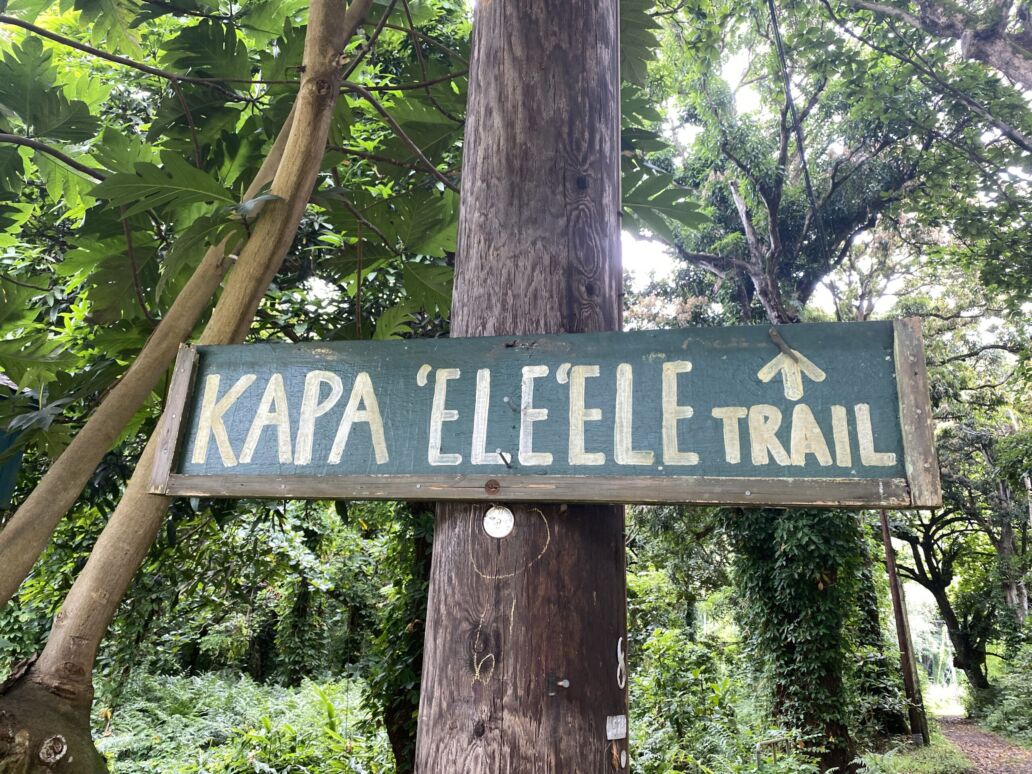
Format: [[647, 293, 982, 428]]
[[880, 509, 930, 746], [414, 0, 628, 771]]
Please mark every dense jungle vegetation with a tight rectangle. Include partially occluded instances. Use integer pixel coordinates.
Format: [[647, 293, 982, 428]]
[[0, 0, 1029, 771]]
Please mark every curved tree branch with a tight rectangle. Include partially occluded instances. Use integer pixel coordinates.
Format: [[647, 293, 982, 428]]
[[0, 14, 242, 98], [0, 133, 106, 180]]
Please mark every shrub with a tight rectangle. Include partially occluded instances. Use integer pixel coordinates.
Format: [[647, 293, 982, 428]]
[[984, 643, 1032, 745], [632, 628, 817, 773], [95, 673, 393, 773]]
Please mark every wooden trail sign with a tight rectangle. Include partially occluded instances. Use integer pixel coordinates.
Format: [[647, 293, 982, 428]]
[[151, 318, 940, 508]]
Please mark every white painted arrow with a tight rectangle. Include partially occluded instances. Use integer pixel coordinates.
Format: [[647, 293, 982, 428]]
[[757, 348, 827, 401]]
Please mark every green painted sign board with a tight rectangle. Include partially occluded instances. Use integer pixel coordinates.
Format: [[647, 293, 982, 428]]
[[150, 319, 941, 508]]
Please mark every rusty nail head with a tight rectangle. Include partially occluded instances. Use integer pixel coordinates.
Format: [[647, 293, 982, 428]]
[[485, 479, 501, 495]]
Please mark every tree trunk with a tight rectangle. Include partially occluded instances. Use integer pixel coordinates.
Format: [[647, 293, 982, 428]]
[[961, 29, 1032, 92], [928, 583, 991, 692], [413, 0, 628, 771], [997, 517, 1028, 625], [0, 107, 299, 611], [0, 1, 373, 766]]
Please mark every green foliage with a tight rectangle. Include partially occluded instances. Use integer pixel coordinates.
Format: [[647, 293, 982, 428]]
[[0, 1, 1028, 772], [623, 158, 710, 244], [90, 152, 235, 217], [861, 728, 975, 774], [0, 37, 100, 141], [984, 644, 1032, 746], [628, 558, 818, 774], [357, 503, 433, 772], [160, 21, 251, 82], [95, 673, 393, 773], [727, 509, 863, 762], [996, 432, 1032, 492]]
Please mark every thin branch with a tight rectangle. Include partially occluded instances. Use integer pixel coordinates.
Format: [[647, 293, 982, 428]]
[[377, 22, 469, 64], [676, 245, 755, 276], [932, 343, 1024, 365], [170, 79, 203, 167], [142, 0, 234, 21], [888, 18, 1032, 152], [0, 15, 241, 99], [342, 70, 467, 93], [355, 220, 364, 339], [913, 309, 1005, 322], [725, 178, 763, 260], [400, 0, 463, 123], [846, 0, 927, 30], [256, 307, 302, 342], [0, 273, 49, 292], [0, 133, 106, 180], [348, 83, 460, 192], [339, 195, 399, 253], [819, 2, 1032, 152], [119, 207, 155, 323], [331, 144, 437, 174]]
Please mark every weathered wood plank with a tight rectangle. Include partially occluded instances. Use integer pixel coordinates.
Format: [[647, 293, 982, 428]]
[[893, 318, 943, 508], [149, 345, 198, 495], [161, 472, 912, 507]]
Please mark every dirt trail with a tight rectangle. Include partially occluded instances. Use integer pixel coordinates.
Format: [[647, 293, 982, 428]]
[[939, 717, 1032, 773]]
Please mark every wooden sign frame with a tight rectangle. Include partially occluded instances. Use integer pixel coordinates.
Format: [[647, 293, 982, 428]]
[[150, 319, 941, 509]]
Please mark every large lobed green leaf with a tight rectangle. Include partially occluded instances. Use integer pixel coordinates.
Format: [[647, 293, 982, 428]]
[[90, 150, 235, 217], [623, 160, 709, 245], [0, 37, 100, 142]]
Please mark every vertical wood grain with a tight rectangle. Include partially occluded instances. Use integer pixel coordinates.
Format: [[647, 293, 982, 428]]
[[149, 345, 198, 494], [893, 318, 942, 508], [414, 0, 628, 770]]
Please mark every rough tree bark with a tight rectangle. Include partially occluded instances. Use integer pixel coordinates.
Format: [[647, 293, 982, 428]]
[[0, 112, 300, 610], [0, 1, 372, 770], [847, 0, 1032, 90], [413, 0, 629, 771]]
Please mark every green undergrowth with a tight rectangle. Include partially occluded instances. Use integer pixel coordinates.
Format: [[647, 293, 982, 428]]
[[983, 643, 1032, 746], [860, 727, 974, 774], [95, 672, 393, 773]]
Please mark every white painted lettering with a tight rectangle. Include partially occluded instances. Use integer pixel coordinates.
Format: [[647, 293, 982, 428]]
[[241, 373, 292, 464], [519, 365, 552, 466], [294, 370, 344, 465], [427, 368, 461, 466], [328, 372, 389, 464], [191, 373, 257, 467], [855, 403, 896, 467], [748, 404, 790, 465], [790, 404, 832, 466], [471, 368, 497, 465], [569, 365, 605, 466], [831, 405, 851, 467], [662, 361, 699, 465], [711, 407, 747, 464], [615, 363, 654, 465]]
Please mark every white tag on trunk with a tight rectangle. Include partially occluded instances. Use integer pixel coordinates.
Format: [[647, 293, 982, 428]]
[[606, 715, 627, 741]]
